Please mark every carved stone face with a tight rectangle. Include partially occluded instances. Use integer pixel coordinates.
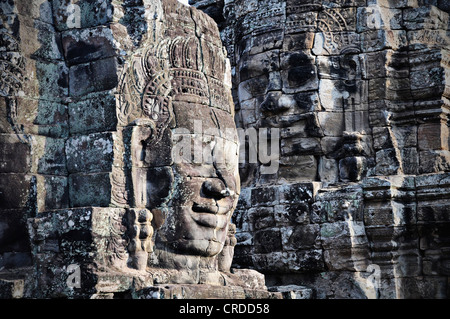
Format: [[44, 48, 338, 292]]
[[233, 1, 370, 185], [119, 31, 239, 261], [156, 100, 240, 257]]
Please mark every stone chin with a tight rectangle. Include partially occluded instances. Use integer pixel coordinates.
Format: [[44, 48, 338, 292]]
[[155, 205, 231, 257], [165, 238, 226, 258]]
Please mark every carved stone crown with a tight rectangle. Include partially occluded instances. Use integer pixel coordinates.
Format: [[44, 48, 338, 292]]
[[168, 36, 209, 105]]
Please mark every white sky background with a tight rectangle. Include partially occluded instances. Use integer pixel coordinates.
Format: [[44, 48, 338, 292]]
[[177, 0, 190, 5]]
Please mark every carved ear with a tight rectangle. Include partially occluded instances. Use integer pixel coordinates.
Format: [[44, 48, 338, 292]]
[[130, 119, 156, 167]]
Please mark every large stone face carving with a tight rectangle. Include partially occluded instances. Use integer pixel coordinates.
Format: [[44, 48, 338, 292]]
[[192, 0, 450, 299], [115, 30, 241, 274]]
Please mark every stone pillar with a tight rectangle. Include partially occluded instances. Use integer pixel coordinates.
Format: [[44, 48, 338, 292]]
[[0, 0, 69, 273]]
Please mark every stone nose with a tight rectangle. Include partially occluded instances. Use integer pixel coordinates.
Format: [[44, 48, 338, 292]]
[[260, 92, 296, 113], [201, 180, 231, 199]]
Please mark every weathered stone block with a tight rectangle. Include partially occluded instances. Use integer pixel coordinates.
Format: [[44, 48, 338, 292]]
[[281, 137, 321, 156], [281, 224, 320, 251], [62, 26, 117, 66], [251, 186, 279, 207], [312, 32, 360, 56], [237, 75, 269, 102], [415, 172, 450, 201], [320, 136, 342, 155], [323, 247, 370, 271], [24, 60, 69, 103], [39, 175, 69, 211], [293, 91, 321, 113], [339, 156, 367, 182], [0, 174, 34, 209], [7, 0, 53, 24], [363, 176, 416, 203], [268, 285, 312, 299], [357, 6, 403, 32], [317, 55, 363, 81], [321, 7, 357, 31], [133, 166, 174, 209], [28, 207, 128, 298], [248, 206, 275, 231], [419, 150, 450, 173], [30, 136, 67, 176], [0, 173, 68, 212], [69, 91, 117, 135], [0, 97, 69, 138], [278, 155, 317, 183], [0, 278, 26, 298], [418, 223, 450, 252], [66, 132, 114, 174], [366, 0, 415, 8], [394, 125, 417, 148], [282, 33, 315, 52], [172, 102, 215, 134], [318, 157, 339, 183], [401, 147, 419, 175], [0, 134, 30, 173], [317, 111, 344, 136], [375, 148, 401, 175], [0, 209, 30, 253], [363, 49, 410, 79], [238, 50, 279, 82], [18, 17, 63, 62], [237, 30, 284, 57], [361, 30, 407, 53], [285, 11, 318, 34], [69, 173, 112, 208], [252, 250, 325, 273], [236, 187, 251, 209], [69, 57, 118, 97], [254, 228, 282, 253], [417, 200, 450, 223], [279, 182, 318, 204], [407, 29, 449, 50], [52, 0, 114, 31], [318, 79, 367, 112], [418, 122, 449, 151], [274, 203, 310, 225], [365, 226, 419, 260], [369, 77, 413, 101], [372, 126, 394, 151], [313, 186, 364, 223], [364, 201, 416, 227], [32, 99, 69, 138], [280, 121, 308, 140], [403, 6, 449, 30], [411, 62, 445, 98]]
